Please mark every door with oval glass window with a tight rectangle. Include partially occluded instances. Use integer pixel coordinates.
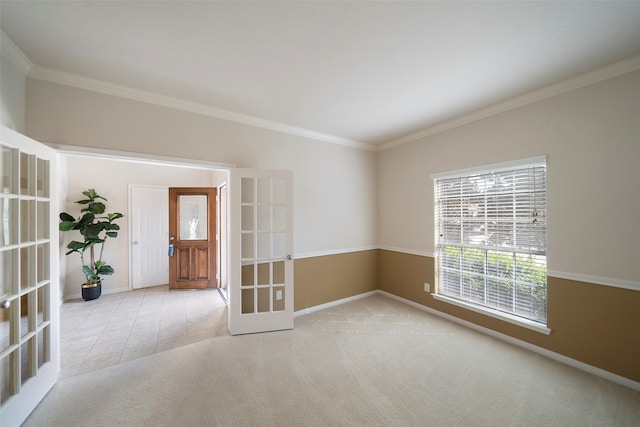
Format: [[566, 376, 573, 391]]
[[0, 127, 59, 426], [168, 187, 217, 289]]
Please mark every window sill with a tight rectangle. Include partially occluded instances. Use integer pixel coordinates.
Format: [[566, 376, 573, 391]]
[[432, 294, 551, 335]]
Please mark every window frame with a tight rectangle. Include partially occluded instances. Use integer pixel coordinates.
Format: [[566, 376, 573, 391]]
[[431, 156, 550, 335]]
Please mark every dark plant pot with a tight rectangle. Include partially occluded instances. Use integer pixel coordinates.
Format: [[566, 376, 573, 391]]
[[82, 282, 102, 301]]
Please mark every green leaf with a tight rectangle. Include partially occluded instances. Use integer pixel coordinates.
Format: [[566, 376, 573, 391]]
[[59, 221, 76, 231], [82, 265, 97, 277], [82, 189, 107, 202], [96, 264, 114, 276], [66, 240, 88, 251], [106, 231, 118, 238], [76, 213, 95, 227], [107, 212, 124, 221], [88, 202, 106, 215], [82, 189, 98, 200], [59, 212, 75, 222]]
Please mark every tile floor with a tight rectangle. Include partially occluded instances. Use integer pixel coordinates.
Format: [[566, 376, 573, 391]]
[[60, 285, 228, 379]]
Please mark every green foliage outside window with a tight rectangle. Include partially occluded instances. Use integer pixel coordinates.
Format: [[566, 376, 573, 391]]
[[440, 245, 547, 322]]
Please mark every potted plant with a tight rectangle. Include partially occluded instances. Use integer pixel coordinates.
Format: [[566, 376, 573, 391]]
[[59, 188, 124, 301]]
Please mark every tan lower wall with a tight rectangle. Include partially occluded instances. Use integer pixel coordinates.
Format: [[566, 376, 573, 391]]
[[294, 250, 378, 311], [377, 249, 640, 383]]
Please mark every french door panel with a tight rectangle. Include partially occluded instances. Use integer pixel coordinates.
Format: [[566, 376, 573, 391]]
[[228, 169, 293, 335], [1, 126, 59, 426]]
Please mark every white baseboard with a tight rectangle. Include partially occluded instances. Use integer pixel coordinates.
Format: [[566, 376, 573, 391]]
[[377, 290, 640, 393], [293, 290, 378, 317], [63, 286, 130, 302]]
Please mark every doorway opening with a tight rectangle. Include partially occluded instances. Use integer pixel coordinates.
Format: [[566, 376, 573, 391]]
[[56, 146, 233, 375]]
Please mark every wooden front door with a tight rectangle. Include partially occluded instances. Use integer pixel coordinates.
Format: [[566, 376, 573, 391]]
[[168, 187, 217, 289]]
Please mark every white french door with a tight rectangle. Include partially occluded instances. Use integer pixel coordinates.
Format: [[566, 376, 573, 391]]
[[228, 169, 293, 335], [0, 126, 59, 426], [130, 185, 169, 289]]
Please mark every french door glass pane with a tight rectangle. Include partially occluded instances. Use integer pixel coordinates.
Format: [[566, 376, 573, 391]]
[[36, 201, 49, 240], [1, 146, 17, 193], [37, 285, 48, 325], [20, 340, 33, 384], [1, 249, 17, 297], [20, 200, 35, 243], [1, 351, 15, 404], [1, 198, 18, 246], [37, 244, 50, 283], [37, 326, 50, 368], [0, 301, 13, 352], [20, 247, 35, 290], [36, 158, 49, 198]]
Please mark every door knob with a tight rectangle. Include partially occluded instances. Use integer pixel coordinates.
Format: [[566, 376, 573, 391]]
[[0, 300, 10, 309], [286, 254, 293, 261]]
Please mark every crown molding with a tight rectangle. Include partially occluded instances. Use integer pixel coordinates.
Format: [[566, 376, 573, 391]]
[[47, 142, 236, 170], [378, 54, 640, 152], [27, 65, 375, 152], [0, 29, 33, 75]]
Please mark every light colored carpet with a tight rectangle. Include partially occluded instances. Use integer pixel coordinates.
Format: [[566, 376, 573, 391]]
[[24, 294, 640, 426]]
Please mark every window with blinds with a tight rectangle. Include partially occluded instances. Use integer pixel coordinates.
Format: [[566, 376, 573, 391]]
[[434, 157, 547, 324]]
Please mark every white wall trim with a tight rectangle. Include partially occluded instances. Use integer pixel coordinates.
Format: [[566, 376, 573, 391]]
[[378, 54, 640, 152], [377, 290, 640, 393], [547, 270, 640, 292], [294, 245, 378, 260], [377, 245, 434, 258], [294, 290, 378, 317], [376, 246, 639, 292], [27, 65, 374, 152], [48, 143, 236, 170], [0, 29, 33, 75]]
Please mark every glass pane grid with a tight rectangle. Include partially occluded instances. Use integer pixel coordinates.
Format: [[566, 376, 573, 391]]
[[0, 197, 19, 247], [20, 153, 35, 196], [1, 146, 54, 408], [240, 175, 288, 317]]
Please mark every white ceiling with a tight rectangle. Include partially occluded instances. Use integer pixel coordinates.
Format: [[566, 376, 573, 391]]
[[2, 1, 640, 147]]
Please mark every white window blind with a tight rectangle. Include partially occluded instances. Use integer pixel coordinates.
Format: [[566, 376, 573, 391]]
[[434, 158, 547, 324]]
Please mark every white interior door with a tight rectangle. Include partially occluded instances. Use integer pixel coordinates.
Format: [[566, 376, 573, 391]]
[[228, 169, 293, 335], [130, 185, 169, 289], [0, 126, 59, 426]]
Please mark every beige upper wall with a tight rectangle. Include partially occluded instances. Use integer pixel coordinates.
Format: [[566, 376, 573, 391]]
[[378, 70, 640, 284], [25, 78, 378, 256], [0, 54, 25, 132]]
